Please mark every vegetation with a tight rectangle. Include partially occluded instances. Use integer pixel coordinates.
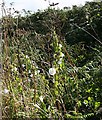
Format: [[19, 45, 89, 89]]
[[1, 1, 102, 119]]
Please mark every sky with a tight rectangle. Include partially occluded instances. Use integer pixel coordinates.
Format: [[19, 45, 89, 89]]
[[3, 0, 94, 13]]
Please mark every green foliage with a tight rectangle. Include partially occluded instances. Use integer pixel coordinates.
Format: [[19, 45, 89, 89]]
[[2, 1, 102, 119]]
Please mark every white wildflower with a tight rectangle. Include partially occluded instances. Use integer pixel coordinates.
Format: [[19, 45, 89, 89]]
[[35, 70, 40, 75], [22, 64, 25, 68], [28, 70, 31, 73], [14, 67, 17, 71], [70, 19, 74, 22], [59, 44, 62, 48], [4, 89, 9, 94], [25, 106, 29, 111], [31, 89, 34, 92], [38, 70, 40, 73], [39, 96, 43, 102], [34, 104, 40, 109], [58, 60, 62, 65], [73, 66, 78, 72], [12, 67, 17, 72], [58, 60, 62, 64], [28, 79, 31, 82], [60, 52, 65, 58], [35, 71, 37, 75], [48, 105, 50, 110], [58, 58, 63, 64], [86, 15, 89, 19], [25, 55, 29, 58], [49, 68, 56, 76], [30, 74, 33, 77], [36, 66, 38, 69], [37, 16, 39, 19]]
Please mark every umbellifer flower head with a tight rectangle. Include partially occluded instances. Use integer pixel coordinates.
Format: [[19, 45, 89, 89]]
[[49, 68, 56, 76]]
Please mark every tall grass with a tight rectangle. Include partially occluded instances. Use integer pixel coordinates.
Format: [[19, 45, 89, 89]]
[[1, 1, 102, 119]]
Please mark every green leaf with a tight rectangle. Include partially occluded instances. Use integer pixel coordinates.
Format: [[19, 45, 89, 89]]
[[55, 90, 58, 95], [77, 100, 82, 107], [84, 100, 88, 105], [55, 81, 58, 88], [95, 102, 100, 109], [88, 97, 92, 101]]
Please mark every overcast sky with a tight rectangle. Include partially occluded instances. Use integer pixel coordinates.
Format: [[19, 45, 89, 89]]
[[4, 0, 93, 12]]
